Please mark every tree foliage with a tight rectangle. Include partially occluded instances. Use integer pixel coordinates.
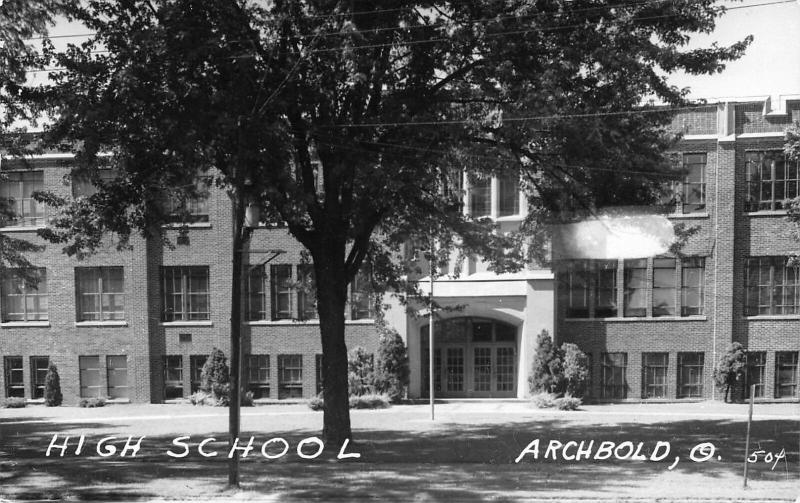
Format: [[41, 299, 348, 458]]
[[561, 343, 589, 398], [11, 0, 750, 444], [372, 324, 410, 402], [529, 330, 563, 394], [44, 362, 63, 406], [200, 348, 230, 403], [347, 346, 375, 396], [713, 342, 747, 403]]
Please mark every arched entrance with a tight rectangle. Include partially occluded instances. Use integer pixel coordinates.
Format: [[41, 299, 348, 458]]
[[420, 317, 518, 398]]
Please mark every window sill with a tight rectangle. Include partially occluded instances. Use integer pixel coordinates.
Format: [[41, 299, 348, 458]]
[[745, 315, 800, 320], [1, 321, 50, 328], [160, 320, 213, 327], [667, 212, 709, 219], [75, 321, 128, 327], [746, 210, 788, 217], [162, 222, 212, 229], [245, 319, 374, 326], [495, 215, 525, 222], [0, 225, 46, 233], [565, 316, 707, 322]]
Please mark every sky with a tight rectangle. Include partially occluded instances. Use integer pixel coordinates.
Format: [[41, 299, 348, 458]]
[[40, 0, 800, 101], [667, 0, 799, 100]]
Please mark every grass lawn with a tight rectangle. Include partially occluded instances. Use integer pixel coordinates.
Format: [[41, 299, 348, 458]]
[[0, 401, 798, 502]]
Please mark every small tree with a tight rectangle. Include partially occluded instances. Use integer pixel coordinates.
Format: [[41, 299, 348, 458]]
[[561, 343, 589, 398], [347, 347, 375, 396], [372, 325, 409, 402], [201, 348, 230, 404], [529, 330, 564, 394], [44, 362, 62, 407], [713, 342, 747, 403]]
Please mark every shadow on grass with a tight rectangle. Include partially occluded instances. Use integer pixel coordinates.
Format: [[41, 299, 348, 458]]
[[0, 413, 797, 501]]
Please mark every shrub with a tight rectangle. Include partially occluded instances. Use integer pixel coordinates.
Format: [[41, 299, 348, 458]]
[[561, 344, 589, 398], [372, 325, 409, 402], [348, 346, 375, 396], [348, 393, 390, 409], [554, 396, 582, 411], [44, 362, 63, 407], [530, 392, 557, 408], [241, 391, 254, 407], [201, 348, 230, 403], [529, 330, 564, 393], [308, 394, 324, 411], [714, 342, 747, 403], [3, 397, 27, 408], [79, 397, 106, 408]]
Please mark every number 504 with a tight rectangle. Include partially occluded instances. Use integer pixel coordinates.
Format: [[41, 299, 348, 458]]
[[747, 448, 786, 470]]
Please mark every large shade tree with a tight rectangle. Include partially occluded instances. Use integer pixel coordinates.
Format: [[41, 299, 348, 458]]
[[15, 0, 749, 484]]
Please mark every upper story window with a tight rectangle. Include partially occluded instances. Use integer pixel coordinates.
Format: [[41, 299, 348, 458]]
[[679, 154, 706, 213], [75, 267, 125, 321], [270, 264, 293, 320], [559, 260, 618, 318], [350, 267, 374, 320], [0, 171, 45, 227], [498, 175, 520, 217], [745, 151, 799, 212], [468, 177, 491, 217], [161, 266, 210, 321], [165, 179, 210, 224], [72, 169, 116, 198], [297, 264, 317, 321], [0, 268, 48, 322], [562, 257, 704, 319], [745, 256, 799, 316]]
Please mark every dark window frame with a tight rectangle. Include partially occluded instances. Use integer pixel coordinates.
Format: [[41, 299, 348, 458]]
[[642, 352, 668, 399], [79, 355, 102, 399], [75, 267, 125, 321], [278, 354, 303, 399], [745, 151, 799, 212], [745, 257, 800, 316], [677, 352, 704, 399], [270, 264, 293, 320], [246, 354, 270, 399], [0, 169, 45, 227], [106, 355, 129, 399], [161, 266, 210, 321], [30, 356, 49, 399], [775, 351, 798, 399], [1, 268, 48, 322], [601, 352, 628, 399], [4, 356, 24, 398]]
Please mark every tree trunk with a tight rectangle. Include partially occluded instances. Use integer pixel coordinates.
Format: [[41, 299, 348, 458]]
[[313, 252, 352, 448]]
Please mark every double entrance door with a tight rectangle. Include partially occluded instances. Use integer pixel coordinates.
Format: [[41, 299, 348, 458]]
[[426, 344, 517, 398], [422, 317, 519, 398]]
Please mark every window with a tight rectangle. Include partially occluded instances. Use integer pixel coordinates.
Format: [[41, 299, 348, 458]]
[[164, 179, 210, 223], [270, 264, 292, 320], [278, 354, 303, 399], [642, 353, 668, 399], [297, 265, 317, 320], [623, 259, 647, 317], [163, 355, 183, 399], [79, 356, 102, 398], [1, 268, 48, 322], [652, 258, 677, 317], [30, 356, 49, 399], [0, 170, 45, 227], [469, 177, 491, 217], [76, 267, 125, 321], [563, 261, 589, 318], [161, 266, 210, 321], [246, 265, 267, 321], [775, 351, 798, 398], [190, 355, 207, 393], [680, 154, 706, 213], [746, 151, 799, 212], [4, 356, 24, 398], [677, 352, 704, 398], [246, 354, 270, 399], [315, 354, 324, 395], [498, 175, 520, 217], [746, 351, 766, 399], [745, 257, 800, 316], [681, 258, 705, 316], [72, 169, 116, 198], [594, 260, 618, 318], [106, 355, 128, 399], [350, 268, 373, 320], [601, 353, 627, 399]]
